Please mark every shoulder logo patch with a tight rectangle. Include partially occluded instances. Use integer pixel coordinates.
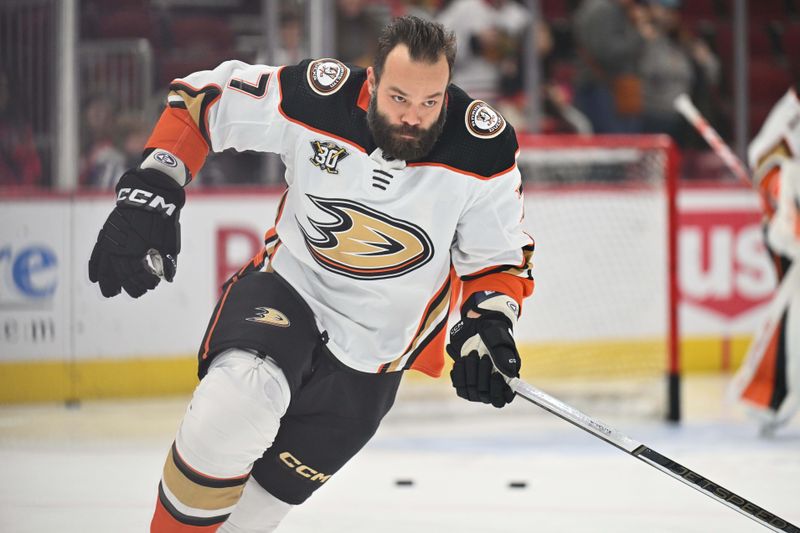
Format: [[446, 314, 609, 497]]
[[246, 307, 290, 328], [307, 58, 350, 96], [310, 140, 349, 174], [465, 100, 506, 139]]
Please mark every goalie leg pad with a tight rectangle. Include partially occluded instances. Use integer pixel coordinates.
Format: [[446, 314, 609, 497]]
[[778, 278, 800, 422]]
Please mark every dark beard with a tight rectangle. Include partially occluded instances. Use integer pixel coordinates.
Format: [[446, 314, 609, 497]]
[[367, 96, 446, 161]]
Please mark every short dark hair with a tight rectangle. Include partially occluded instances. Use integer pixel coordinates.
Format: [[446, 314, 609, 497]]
[[372, 16, 457, 83]]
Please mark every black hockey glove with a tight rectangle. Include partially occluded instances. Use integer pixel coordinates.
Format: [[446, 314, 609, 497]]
[[446, 291, 521, 408], [88, 167, 184, 298]]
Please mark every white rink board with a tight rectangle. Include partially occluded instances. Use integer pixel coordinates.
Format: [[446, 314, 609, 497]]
[[0, 186, 774, 362], [1, 192, 280, 362], [0, 201, 72, 360]]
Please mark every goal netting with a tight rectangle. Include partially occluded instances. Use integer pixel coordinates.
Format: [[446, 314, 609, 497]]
[[512, 134, 679, 420], [396, 134, 680, 422]]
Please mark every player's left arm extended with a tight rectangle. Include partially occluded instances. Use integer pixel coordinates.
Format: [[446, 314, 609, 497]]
[[447, 166, 534, 407]]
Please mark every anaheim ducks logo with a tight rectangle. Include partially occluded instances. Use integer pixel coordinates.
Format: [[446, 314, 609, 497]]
[[246, 307, 290, 327], [465, 100, 506, 139], [307, 58, 350, 96], [298, 195, 434, 280]]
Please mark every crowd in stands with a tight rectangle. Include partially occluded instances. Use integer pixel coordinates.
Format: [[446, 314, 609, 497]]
[[1, 0, 797, 188], [0, 67, 42, 188]]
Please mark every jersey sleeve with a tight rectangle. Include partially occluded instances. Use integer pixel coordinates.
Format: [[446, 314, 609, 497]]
[[766, 160, 800, 259], [748, 89, 800, 187], [451, 164, 534, 309], [145, 60, 290, 178]]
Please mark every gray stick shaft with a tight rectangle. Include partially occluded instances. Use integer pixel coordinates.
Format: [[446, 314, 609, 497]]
[[508, 378, 799, 532]]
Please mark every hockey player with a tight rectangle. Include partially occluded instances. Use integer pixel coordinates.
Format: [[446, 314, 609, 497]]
[[87, 16, 534, 532], [737, 87, 800, 435]]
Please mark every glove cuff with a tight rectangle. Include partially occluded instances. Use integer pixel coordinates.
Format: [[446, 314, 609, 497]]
[[463, 291, 519, 329], [140, 149, 192, 186]]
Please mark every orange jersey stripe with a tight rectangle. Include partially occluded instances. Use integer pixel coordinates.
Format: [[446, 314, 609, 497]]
[[401, 274, 452, 355], [146, 107, 210, 177], [381, 274, 452, 373], [406, 160, 517, 181], [462, 272, 534, 311], [201, 281, 236, 360], [407, 321, 448, 377]]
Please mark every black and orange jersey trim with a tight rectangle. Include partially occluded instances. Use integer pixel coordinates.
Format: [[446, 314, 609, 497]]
[[461, 244, 534, 282], [378, 272, 452, 376], [460, 243, 535, 310], [277, 60, 520, 179]]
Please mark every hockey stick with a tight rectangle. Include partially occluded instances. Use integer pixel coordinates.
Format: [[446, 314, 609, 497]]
[[674, 93, 752, 186], [728, 260, 800, 405], [508, 377, 800, 532]]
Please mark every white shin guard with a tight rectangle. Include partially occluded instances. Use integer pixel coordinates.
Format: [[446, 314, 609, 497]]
[[161, 349, 292, 525]]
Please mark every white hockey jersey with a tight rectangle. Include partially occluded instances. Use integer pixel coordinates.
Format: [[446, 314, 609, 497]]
[[747, 88, 800, 259], [146, 58, 534, 376]]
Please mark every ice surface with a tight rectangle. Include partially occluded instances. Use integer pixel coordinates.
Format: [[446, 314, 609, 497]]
[[1, 376, 797, 533]]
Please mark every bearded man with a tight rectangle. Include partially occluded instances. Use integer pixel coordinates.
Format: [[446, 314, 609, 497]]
[[88, 16, 533, 532]]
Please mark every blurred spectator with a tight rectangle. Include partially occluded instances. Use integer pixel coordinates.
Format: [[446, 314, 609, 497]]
[[80, 92, 125, 189], [401, 0, 441, 20], [498, 2, 553, 99], [639, 0, 720, 146], [493, 4, 564, 132], [543, 84, 594, 134], [276, 10, 309, 65], [115, 113, 151, 170], [437, 0, 532, 103], [0, 68, 42, 188], [336, 0, 390, 67], [573, 0, 652, 133], [257, 9, 310, 66]]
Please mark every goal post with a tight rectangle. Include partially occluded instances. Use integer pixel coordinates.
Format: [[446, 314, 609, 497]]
[[514, 134, 681, 422]]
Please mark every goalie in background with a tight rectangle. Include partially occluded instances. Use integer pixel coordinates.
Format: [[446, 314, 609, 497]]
[[736, 87, 800, 435]]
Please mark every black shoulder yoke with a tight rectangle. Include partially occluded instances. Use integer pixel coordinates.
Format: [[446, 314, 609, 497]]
[[278, 59, 374, 152]]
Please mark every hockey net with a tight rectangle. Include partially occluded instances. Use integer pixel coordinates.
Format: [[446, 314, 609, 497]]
[[512, 134, 679, 420], [397, 134, 680, 422]]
